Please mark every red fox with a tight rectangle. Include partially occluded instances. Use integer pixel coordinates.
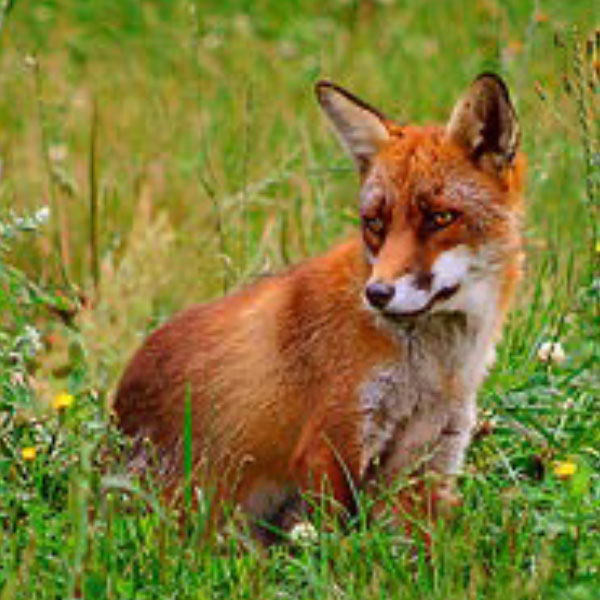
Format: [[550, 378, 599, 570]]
[[115, 73, 524, 542]]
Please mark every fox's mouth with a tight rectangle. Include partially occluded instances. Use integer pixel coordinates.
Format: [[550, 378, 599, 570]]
[[379, 284, 460, 320]]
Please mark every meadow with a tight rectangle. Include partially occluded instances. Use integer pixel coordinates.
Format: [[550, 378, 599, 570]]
[[1, 0, 599, 598]]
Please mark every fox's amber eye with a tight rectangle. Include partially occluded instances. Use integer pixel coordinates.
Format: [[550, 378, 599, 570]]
[[433, 211, 455, 226], [364, 215, 385, 235], [429, 210, 458, 229]]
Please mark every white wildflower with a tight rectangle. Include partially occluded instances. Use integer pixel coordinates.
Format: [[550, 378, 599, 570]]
[[21, 325, 43, 356], [537, 341, 566, 365], [289, 521, 318, 545], [35, 206, 50, 225], [24, 55, 37, 69]]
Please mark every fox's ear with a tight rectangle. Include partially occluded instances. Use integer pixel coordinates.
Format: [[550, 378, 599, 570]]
[[316, 81, 390, 174], [446, 73, 520, 170]]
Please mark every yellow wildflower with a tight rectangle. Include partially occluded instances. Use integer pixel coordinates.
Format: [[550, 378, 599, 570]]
[[22, 447, 37, 462], [54, 392, 74, 412], [554, 460, 577, 480], [595, 239, 600, 254]]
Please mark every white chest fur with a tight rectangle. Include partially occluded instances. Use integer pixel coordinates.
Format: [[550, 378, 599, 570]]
[[358, 309, 498, 480]]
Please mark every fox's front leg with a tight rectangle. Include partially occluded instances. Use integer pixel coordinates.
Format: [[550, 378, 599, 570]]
[[425, 396, 477, 510], [289, 412, 360, 522], [400, 398, 476, 524], [371, 398, 476, 530]]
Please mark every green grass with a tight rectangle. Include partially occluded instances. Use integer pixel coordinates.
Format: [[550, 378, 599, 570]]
[[1, 1, 600, 598]]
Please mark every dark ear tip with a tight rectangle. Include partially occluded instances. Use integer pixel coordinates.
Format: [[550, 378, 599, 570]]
[[315, 80, 335, 101], [313, 81, 389, 122], [315, 79, 334, 90], [474, 71, 507, 85], [473, 72, 512, 99]]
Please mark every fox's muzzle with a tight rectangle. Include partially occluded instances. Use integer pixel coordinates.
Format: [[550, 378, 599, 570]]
[[365, 278, 460, 317], [364, 245, 473, 317]]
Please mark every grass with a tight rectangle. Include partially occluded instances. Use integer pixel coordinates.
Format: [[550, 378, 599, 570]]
[[1, 0, 600, 598]]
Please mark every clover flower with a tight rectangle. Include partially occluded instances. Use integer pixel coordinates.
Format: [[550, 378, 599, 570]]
[[289, 521, 318, 545], [537, 341, 566, 365]]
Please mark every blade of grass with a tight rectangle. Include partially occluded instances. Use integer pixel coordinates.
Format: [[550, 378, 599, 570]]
[[184, 383, 193, 518], [89, 96, 100, 294]]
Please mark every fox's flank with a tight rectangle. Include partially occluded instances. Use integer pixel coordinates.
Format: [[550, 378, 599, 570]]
[[115, 73, 524, 544]]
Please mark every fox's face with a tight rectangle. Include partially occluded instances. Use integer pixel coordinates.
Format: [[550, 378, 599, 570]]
[[317, 75, 522, 322]]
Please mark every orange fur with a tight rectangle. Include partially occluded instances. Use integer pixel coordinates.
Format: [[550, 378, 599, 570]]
[[115, 74, 524, 542]]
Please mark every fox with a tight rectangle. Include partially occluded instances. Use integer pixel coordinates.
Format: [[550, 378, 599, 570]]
[[114, 73, 524, 543]]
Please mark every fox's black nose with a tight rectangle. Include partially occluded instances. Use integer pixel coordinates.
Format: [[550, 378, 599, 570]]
[[365, 281, 395, 310]]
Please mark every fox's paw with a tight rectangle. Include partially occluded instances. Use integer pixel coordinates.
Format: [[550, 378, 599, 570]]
[[432, 481, 463, 520]]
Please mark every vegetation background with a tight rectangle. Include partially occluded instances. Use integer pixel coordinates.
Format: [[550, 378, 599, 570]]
[[1, 0, 599, 598]]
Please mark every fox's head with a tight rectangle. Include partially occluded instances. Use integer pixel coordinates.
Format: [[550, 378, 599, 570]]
[[316, 74, 523, 323]]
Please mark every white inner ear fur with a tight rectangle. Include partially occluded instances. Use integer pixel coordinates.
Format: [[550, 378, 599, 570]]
[[319, 89, 389, 165], [445, 75, 519, 164]]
